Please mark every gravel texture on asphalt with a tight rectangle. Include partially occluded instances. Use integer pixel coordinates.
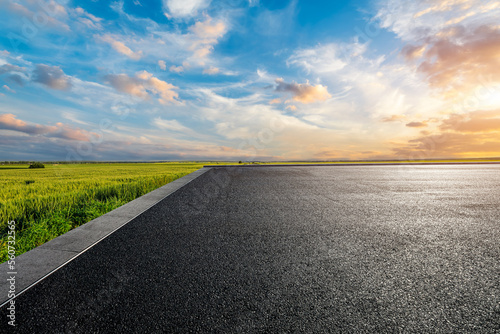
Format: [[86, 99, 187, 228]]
[[2, 165, 500, 333]]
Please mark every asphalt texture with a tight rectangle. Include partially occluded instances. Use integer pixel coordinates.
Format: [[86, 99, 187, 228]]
[[2, 165, 500, 333]]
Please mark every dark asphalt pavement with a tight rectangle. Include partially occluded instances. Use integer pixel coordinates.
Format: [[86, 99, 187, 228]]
[[2, 165, 500, 333]]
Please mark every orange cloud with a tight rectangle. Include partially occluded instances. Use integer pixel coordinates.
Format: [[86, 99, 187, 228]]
[[393, 109, 500, 158], [393, 132, 500, 158], [440, 109, 500, 132], [403, 25, 500, 97], [275, 78, 331, 104]]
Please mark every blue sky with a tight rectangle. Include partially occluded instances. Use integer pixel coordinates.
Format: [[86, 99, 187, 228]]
[[1, 0, 500, 161]]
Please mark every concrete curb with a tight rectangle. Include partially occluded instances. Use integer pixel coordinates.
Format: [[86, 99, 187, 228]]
[[0, 167, 212, 306]]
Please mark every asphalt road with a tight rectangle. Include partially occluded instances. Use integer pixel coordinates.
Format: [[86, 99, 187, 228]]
[[2, 165, 500, 333]]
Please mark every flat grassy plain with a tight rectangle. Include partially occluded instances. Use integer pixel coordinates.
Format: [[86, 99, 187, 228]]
[[0, 162, 212, 262]]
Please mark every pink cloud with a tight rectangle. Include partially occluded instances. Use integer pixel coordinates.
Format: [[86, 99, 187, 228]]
[[0, 114, 94, 141], [105, 71, 179, 104]]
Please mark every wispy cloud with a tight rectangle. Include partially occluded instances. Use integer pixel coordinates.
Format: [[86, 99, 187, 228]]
[[74, 7, 103, 30], [2, 85, 15, 94], [154, 118, 190, 132], [99, 35, 143, 60]]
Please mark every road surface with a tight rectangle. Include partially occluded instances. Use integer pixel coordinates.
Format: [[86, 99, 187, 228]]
[[2, 165, 499, 332]]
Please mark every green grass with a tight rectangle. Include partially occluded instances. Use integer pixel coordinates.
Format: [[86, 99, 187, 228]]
[[0, 162, 210, 262]]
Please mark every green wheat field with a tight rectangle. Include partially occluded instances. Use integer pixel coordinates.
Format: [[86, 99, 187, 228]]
[[0, 162, 209, 262]]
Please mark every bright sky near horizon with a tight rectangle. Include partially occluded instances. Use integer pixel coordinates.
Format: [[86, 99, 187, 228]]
[[0, 0, 500, 161]]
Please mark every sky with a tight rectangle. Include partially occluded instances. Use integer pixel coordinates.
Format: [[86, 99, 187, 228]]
[[0, 0, 500, 161]]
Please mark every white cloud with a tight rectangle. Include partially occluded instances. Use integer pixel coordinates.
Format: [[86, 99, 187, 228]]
[[73, 7, 102, 30], [163, 0, 211, 18], [287, 42, 368, 75], [187, 16, 227, 65], [138, 16, 227, 69], [158, 60, 166, 70]]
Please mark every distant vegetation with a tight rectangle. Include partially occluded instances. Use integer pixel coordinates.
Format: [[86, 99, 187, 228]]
[[0, 162, 208, 262], [29, 162, 45, 169]]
